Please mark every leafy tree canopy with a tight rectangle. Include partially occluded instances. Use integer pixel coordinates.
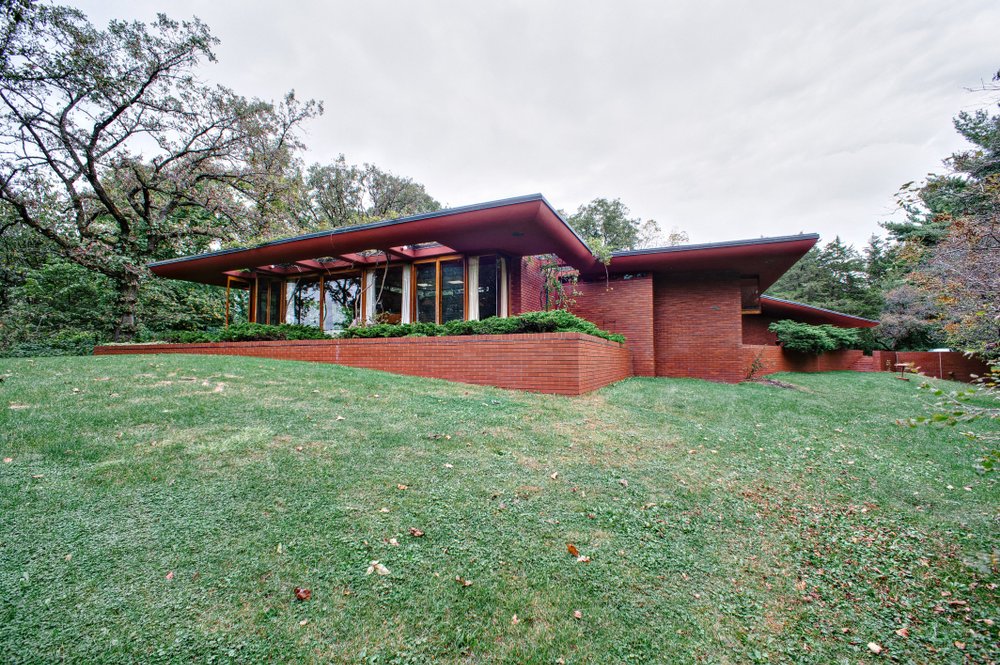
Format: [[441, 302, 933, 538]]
[[566, 197, 684, 252]]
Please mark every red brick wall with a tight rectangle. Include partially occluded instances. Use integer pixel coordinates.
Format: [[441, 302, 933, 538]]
[[654, 273, 744, 382], [742, 315, 781, 345], [94, 332, 630, 396], [879, 351, 992, 383], [742, 345, 866, 378], [510, 256, 547, 314], [569, 276, 655, 376]]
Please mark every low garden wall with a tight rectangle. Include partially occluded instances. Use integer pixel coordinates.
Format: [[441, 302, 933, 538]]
[[742, 345, 867, 378], [94, 332, 631, 396], [876, 351, 992, 383]]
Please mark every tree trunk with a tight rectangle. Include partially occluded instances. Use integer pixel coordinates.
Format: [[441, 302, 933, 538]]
[[112, 270, 141, 342]]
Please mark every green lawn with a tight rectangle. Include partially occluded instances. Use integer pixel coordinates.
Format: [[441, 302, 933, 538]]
[[1, 355, 996, 663]]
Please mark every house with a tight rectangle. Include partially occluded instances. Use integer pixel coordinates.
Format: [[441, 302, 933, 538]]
[[101, 194, 882, 393]]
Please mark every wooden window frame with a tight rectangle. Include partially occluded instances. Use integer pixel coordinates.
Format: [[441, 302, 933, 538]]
[[225, 276, 251, 327], [411, 254, 466, 324]]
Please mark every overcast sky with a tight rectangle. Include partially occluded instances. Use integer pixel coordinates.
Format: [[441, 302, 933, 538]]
[[75, 0, 999, 247]]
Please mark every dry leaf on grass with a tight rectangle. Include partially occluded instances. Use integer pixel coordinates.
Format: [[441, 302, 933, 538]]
[[2, 457, 12, 464], [895, 627, 909, 638], [455, 575, 473, 587], [566, 543, 580, 557], [573, 610, 582, 620], [165, 571, 174, 581], [294, 587, 311, 601], [408, 527, 425, 537], [396, 484, 408, 490], [366, 561, 390, 576], [387, 538, 400, 547], [299, 619, 309, 626], [511, 614, 519, 625], [618, 478, 628, 487], [576, 555, 591, 563], [549, 471, 559, 480], [867, 642, 882, 654]]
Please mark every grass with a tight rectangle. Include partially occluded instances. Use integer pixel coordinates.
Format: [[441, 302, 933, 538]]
[[0, 355, 997, 663]]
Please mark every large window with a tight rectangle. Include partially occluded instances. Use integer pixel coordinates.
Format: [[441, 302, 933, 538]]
[[370, 265, 404, 324], [324, 274, 361, 331], [254, 278, 283, 325], [288, 278, 321, 327], [413, 257, 465, 324], [475, 255, 500, 318], [415, 263, 436, 323]]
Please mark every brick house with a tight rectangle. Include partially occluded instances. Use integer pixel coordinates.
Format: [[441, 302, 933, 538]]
[[105, 194, 882, 393]]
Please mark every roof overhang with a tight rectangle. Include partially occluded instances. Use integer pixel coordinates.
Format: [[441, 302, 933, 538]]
[[601, 234, 820, 291], [759, 295, 879, 328], [149, 194, 596, 286]]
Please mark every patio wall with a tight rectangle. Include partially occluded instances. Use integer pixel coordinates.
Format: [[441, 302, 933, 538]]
[[94, 332, 630, 396]]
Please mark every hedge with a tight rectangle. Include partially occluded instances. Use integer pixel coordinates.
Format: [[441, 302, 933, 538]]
[[339, 310, 625, 343], [768, 319, 860, 354]]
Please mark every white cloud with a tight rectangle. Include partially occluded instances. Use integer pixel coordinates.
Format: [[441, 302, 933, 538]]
[[75, 0, 1000, 247]]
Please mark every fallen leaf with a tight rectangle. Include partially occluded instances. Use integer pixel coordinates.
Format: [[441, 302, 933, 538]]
[[276, 543, 283, 554], [895, 627, 909, 638], [31, 474, 43, 479], [550, 471, 559, 480], [511, 614, 519, 625], [366, 561, 390, 576], [443, 463, 453, 469], [335, 415, 345, 421], [294, 587, 311, 601], [867, 642, 882, 654], [379, 507, 390, 513], [408, 527, 425, 537], [64, 553, 72, 561], [397, 484, 408, 490], [576, 555, 591, 563], [618, 478, 628, 487], [299, 619, 309, 626], [2, 457, 11, 463], [566, 543, 580, 557], [573, 610, 582, 620], [295, 446, 303, 452], [455, 575, 473, 587], [795, 579, 807, 592], [387, 538, 400, 547], [165, 571, 174, 581], [954, 642, 965, 650]]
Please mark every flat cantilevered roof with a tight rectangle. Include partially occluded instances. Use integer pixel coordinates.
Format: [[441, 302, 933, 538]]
[[149, 194, 819, 292], [149, 194, 594, 286], [604, 234, 820, 291], [759, 295, 880, 328]]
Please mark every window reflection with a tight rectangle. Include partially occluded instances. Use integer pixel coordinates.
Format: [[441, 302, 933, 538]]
[[323, 275, 361, 331]]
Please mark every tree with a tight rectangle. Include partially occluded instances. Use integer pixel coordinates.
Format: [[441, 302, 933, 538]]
[[567, 198, 677, 251], [767, 237, 882, 319], [0, 3, 321, 339], [886, 80, 1000, 362], [301, 156, 439, 229]]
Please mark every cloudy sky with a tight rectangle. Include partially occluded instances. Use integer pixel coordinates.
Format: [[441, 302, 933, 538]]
[[76, 0, 999, 247]]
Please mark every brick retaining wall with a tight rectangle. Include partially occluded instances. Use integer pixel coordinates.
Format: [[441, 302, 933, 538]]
[[742, 345, 866, 378], [876, 351, 992, 383], [94, 332, 631, 396]]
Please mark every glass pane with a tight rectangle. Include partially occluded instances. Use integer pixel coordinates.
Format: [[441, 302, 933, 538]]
[[228, 283, 249, 325], [324, 275, 361, 331], [415, 263, 437, 323], [268, 281, 282, 324], [254, 280, 268, 324], [291, 279, 321, 327], [441, 260, 464, 323], [373, 266, 404, 324], [477, 255, 498, 318]]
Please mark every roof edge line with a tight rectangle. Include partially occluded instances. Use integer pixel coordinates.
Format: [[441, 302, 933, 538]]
[[611, 233, 820, 257], [760, 294, 880, 324]]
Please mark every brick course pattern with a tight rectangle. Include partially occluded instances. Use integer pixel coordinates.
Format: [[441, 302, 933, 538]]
[[654, 273, 745, 382], [569, 276, 655, 376], [94, 332, 630, 396], [741, 345, 867, 378], [510, 256, 547, 315], [877, 351, 992, 383], [742, 315, 781, 345]]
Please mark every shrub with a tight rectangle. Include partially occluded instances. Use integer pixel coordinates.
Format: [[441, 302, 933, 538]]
[[157, 323, 328, 344], [1, 330, 101, 357], [768, 320, 860, 355], [339, 310, 625, 343]]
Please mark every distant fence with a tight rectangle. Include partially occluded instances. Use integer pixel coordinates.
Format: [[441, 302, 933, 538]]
[[873, 351, 992, 383]]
